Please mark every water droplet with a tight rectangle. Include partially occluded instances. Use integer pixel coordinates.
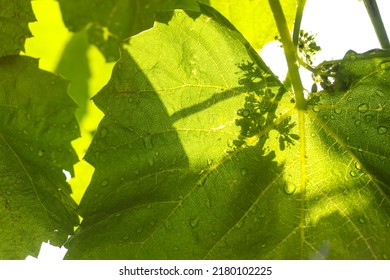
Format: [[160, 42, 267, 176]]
[[355, 120, 361, 126], [190, 217, 200, 228], [37, 150, 44, 157], [134, 169, 140, 175], [357, 103, 369, 113], [364, 114, 374, 122], [358, 218, 365, 224], [379, 60, 390, 70], [330, 115, 335, 120], [377, 126, 388, 135], [207, 159, 213, 166], [128, 97, 134, 103], [350, 171, 357, 177], [6, 190, 11, 195], [23, 129, 28, 135], [312, 106, 320, 112], [261, 243, 267, 248], [358, 147, 363, 152], [241, 169, 247, 176], [143, 135, 153, 149], [100, 127, 108, 138], [355, 162, 362, 170], [100, 179, 109, 187], [148, 158, 154, 166], [136, 226, 143, 234], [174, 246, 179, 251], [284, 184, 296, 195], [122, 233, 130, 241], [334, 108, 342, 115], [376, 89, 385, 97], [322, 115, 328, 120]]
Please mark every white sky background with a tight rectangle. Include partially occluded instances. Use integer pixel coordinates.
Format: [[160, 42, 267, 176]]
[[26, 0, 390, 260], [262, 0, 390, 88]]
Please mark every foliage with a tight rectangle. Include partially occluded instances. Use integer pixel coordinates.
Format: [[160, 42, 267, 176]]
[[0, 0, 389, 259]]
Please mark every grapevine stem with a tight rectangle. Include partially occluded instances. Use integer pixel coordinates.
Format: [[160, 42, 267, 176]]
[[292, 0, 307, 46], [363, 0, 390, 49], [268, 0, 306, 110]]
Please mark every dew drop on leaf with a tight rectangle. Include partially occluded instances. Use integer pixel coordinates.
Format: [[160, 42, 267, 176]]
[[354, 162, 362, 170], [350, 171, 357, 177], [379, 60, 390, 70], [100, 179, 109, 187], [122, 233, 130, 241], [134, 169, 140, 175], [100, 127, 108, 138], [148, 158, 154, 166], [364, 114, 374, 122], [358, 218, 365, 224], [143, 135, 153, 150], [284, 184, 296, 195], [37, 150, 44, 157], [357, 103, 369, 114], [355, 120, 361, 126], [377, 126, 388, 135], [312, 105, 320, 112], [241, 169, 247, 176], [136, 226, 143, 234], [190, 217, 200, 228], [128, 97, 134, 103], [376, 89, 385, 97], [334, 108, 342, 115]]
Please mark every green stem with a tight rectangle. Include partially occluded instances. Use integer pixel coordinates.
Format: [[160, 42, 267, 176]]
[[292, 0, 307, 46], [268, 0, 306, 110], [363, 0, 390, 49]]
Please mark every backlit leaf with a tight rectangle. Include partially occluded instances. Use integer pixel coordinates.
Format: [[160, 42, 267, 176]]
[[65, 7, 390, 259], [0, 0, 35, 56], [0, 56, 79, 259]]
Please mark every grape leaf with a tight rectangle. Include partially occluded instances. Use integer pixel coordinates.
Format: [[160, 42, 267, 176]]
[[0, 56, 79, 259], [65, 7, 390, 259], [0, 0, 35, 57], [57, 0, 296, 61]]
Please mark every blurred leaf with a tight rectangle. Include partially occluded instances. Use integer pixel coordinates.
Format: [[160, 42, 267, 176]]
[[57, 0, 296, 61], [64, 8, 390, 259], [0, 0, 35, 56], [0, 56, 79, 259], [55, 31, 90, 121]]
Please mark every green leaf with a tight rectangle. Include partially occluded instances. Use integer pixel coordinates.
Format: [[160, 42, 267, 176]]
[[0, 0, 35, 56], [65, 9, 390, 259], [0, 56, 79, 259], [311, 49, 390, 195]]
